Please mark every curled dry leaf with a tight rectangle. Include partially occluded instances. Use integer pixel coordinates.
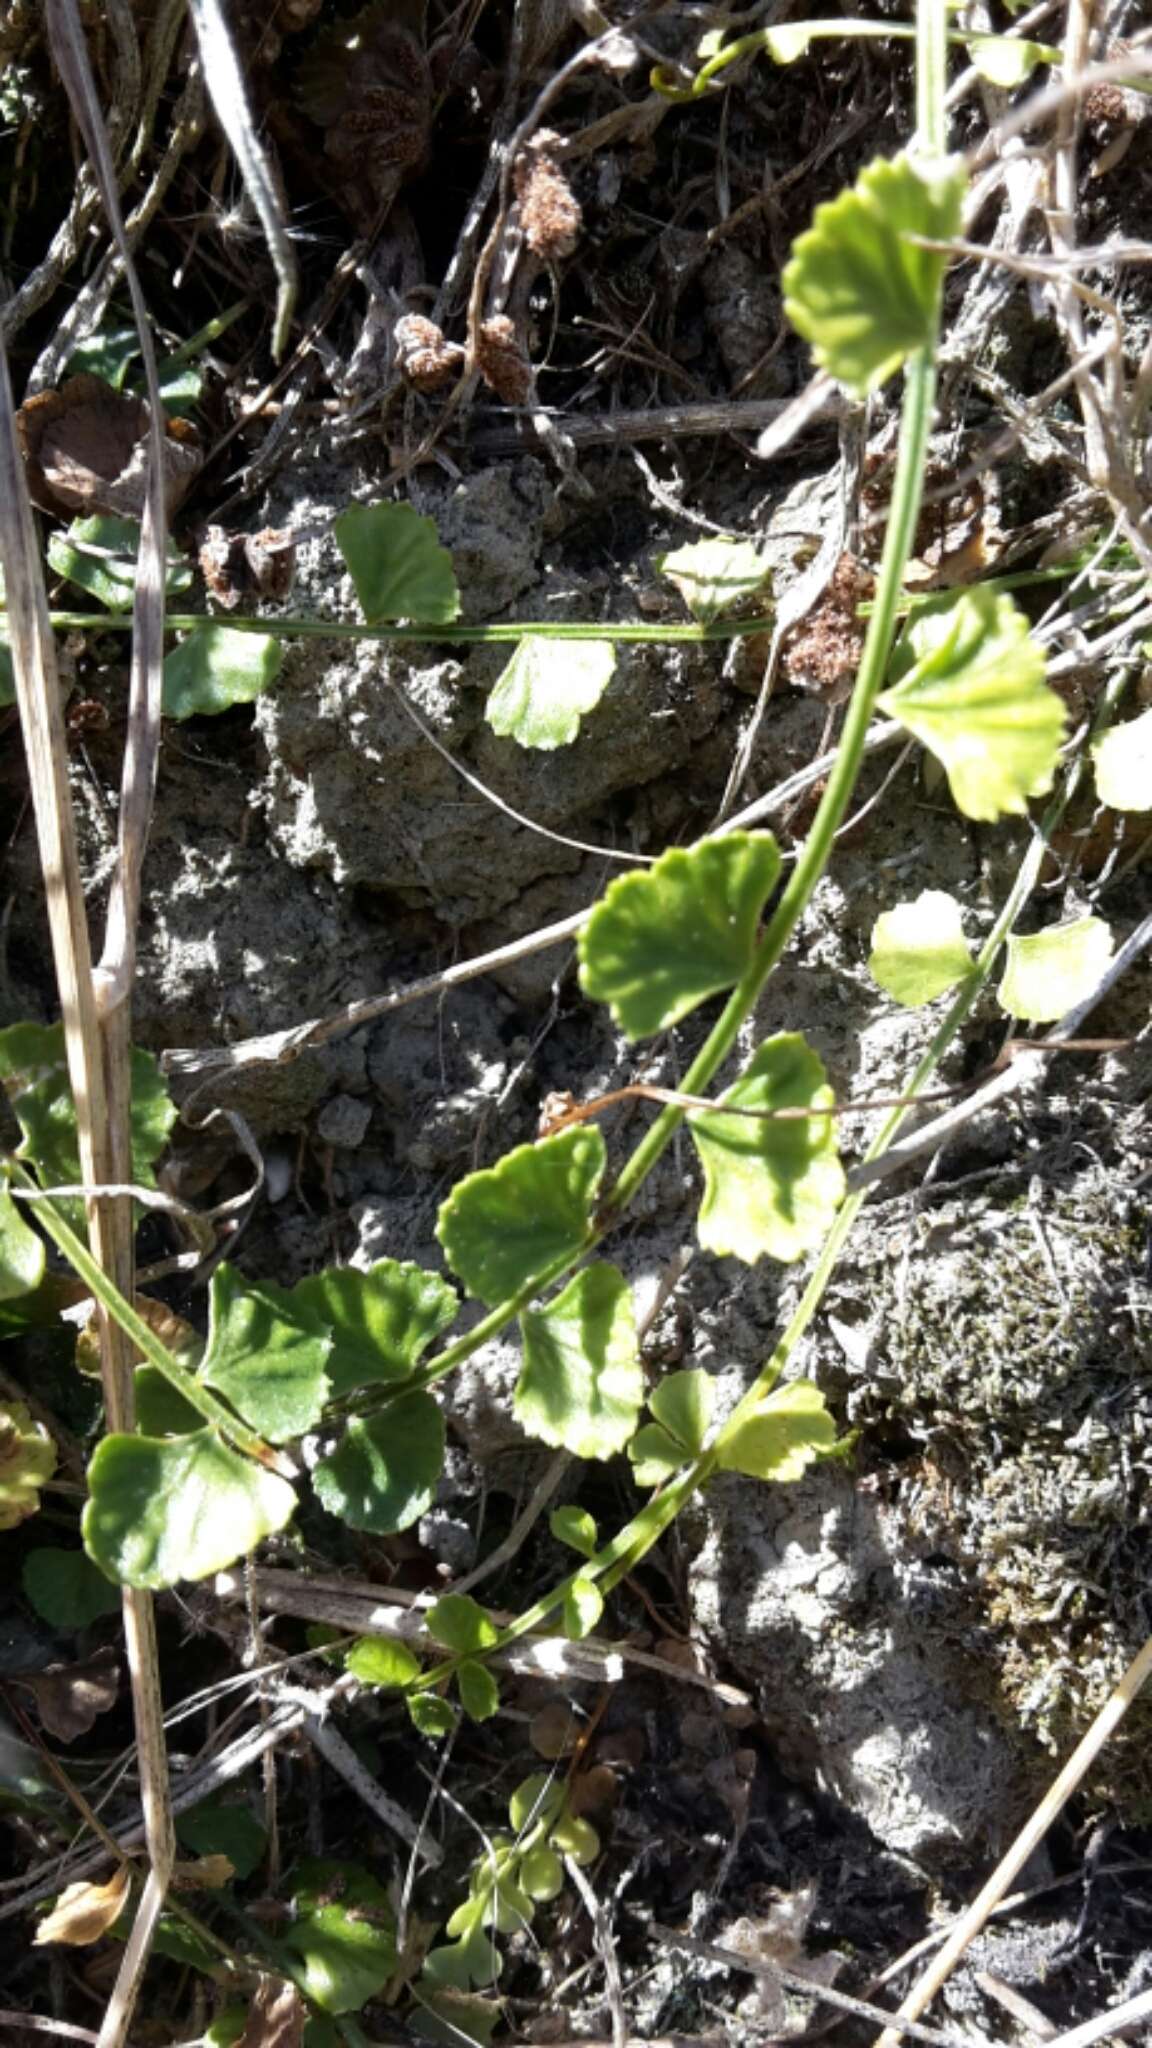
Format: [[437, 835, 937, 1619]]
[[393, 313, 465, 392], [475, 316, 533, 405], [17, 373, 202, 521], [200, 524, 297, 610], [20, 1645, 120, 1743], [234, 1975, 307, 2048], [34, 1865, 131, 1948], [514, 131, 582, 261]]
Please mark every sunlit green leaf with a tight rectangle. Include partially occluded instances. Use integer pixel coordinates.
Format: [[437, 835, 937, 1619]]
[[0, 1402, 56, 1531], [427, 1592, 500, 1656], [163, 624, 283, 720], [562, 1574, 603, 1639], [627, 1367, 713, 1486], [509, 1774, 565, 1833], [1093, 706, 1152, 812], [288, 1258, 458, 1396], [83, 1429, 296, 1587], [579, 832, 781, 1040], [550, 1813, 599, 1865], [521, 1845, 564, 1901], [550, 1505, 598, 1556], [689, 1034, 845, 1263], [198, 1264, 331, 1443], [0, 1180, 45, 1301], [715, 1378, 836, 1482], [655, 537, 770, 624], [966, 33, 1060, 83], [334, 501, 460, 624], [783, 151, 967, 394], [176, 1800, 267, 1880], [204, 2009, 247, 2048], [47, 514, 192, 610], [516, 1264, 642, 1459], [313, 1393, 445, 1534], [764, 23, 814, 61], [437, 1127, 604, 1307], [22, 1548, 119, 1628], [0, 1023, 175, 1211], [879, 585, 1065, 821], [408, 1692, 456, 1737], [869, 888, 973, 1006], [345, 1637, 423, 1689], [486, 636, 616, 749], [457, 1660, 500, 1722], [997, 915, 1114, 1023], [285, 1861, 397, 2014]]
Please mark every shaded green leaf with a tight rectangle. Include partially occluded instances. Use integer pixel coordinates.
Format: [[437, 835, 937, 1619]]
[[1093, 705, 1152, 812], [407, 1692, 456, 1737], [689, 1034, 845, 1263], [133, 1365, 202, 1437], [0, 634, 13, 709], [427, 1592, 500, 1655], [579, 832, 781, 1040], [486, 636, 616, 749], [47, 514, 192, 610], [627, 1421, 687, 1488], [314, 1393, 444, 1535], [966, 33, 1060, 83], [176, 1800, 267, 1880], [879, 585, 1065, 821], [199, 1263, 331, 1443], [783, 151, 966, 394], [0, 1181, 45, 1301], [869, 888, 973, 1006], [0, 1402, 56, 1531], [82, 1429, 297, 1587], [204, 2010, 248, 2048], [516, 1264, 642, 1459], [628, 1368, 713, 1486], [346, 1637, 422, 1688], [412, 1987, 503, 2047], [716, 1378, 836, 1482], [457, 1660, 500, 1722], [997, 915, 1114, 1023], [437, 1126, 604, 1307], [163, 624, 283, 720], [288, 1258, 457, 1396], [285, 1860, 397, 2014], [550, 1505, 598, 1556], [22, 1548, 119, 1629], [562, 1574, 603, 1639], [334, 501, 460, 625], [655, 537, 770, 624], [0, 1023, 175, 1205], [550, 1813, 599, 1864], [67, 326, 138, 389], [509, 1773, 565, 1833]]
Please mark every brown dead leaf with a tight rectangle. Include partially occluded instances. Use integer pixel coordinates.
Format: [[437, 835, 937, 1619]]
[[17, 373, 202, 521], [173, 1854, 236, 1890], [20, 1645, 120, 1742], [529, 1700, 582, 1759], [234, 1976, 306, 2048], [34, 1864, 130, 1947], [200, 524, 297, 610]]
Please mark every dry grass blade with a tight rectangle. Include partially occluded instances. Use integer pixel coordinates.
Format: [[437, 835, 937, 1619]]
[[873, 1634, 1152, 2048], [184, 0, 298, 359]]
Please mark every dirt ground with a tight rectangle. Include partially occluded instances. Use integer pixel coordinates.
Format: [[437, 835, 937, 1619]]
[[3, 0, 1152, 2041]]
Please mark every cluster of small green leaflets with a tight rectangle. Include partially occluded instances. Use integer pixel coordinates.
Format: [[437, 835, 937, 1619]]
[[627, 1367, 835, 1487], [344, 1590, 500, 1732], [869, 888, 1115, 1024], [422, 1771, 598, 2013], [651, 18, 1060, 98]]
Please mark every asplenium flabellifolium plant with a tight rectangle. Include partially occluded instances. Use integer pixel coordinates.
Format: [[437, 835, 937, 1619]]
[[9, 5, 1131, 2021]]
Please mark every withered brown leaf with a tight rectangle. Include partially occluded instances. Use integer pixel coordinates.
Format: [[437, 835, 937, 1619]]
[[235, 1976, 306, 2048], [20, 1645, 120, 1743], [34, 1865, 130, 1948], [17, 373, 202, 522]]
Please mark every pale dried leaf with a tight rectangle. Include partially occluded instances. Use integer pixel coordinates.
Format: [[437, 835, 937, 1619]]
[[235, 1974, 307, 2048], [173, 1853, 236, 1889], [16, 374, 201, 520], [34, 1865, 130, 1947]]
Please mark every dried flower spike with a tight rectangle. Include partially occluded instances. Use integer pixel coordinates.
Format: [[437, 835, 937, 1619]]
[[393, 313, 465, 392], [475, 316, 533, 406]]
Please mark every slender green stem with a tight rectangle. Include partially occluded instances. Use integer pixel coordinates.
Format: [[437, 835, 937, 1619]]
[[661, 21, 1056, 101], [5, 1160, 280, 1465], [38, 610, 771, 646]]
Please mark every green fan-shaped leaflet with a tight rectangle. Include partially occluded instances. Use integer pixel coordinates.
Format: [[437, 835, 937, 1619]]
[[516, 1264, 642, 1459], [83, 1429, 296, 1587], [313, 1392, 445, 1535], [437, 1126, 605, 1306], [688, 1033, 845, 1263], [578, 832, 781, 1040], [783, 152, 966, 394]]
